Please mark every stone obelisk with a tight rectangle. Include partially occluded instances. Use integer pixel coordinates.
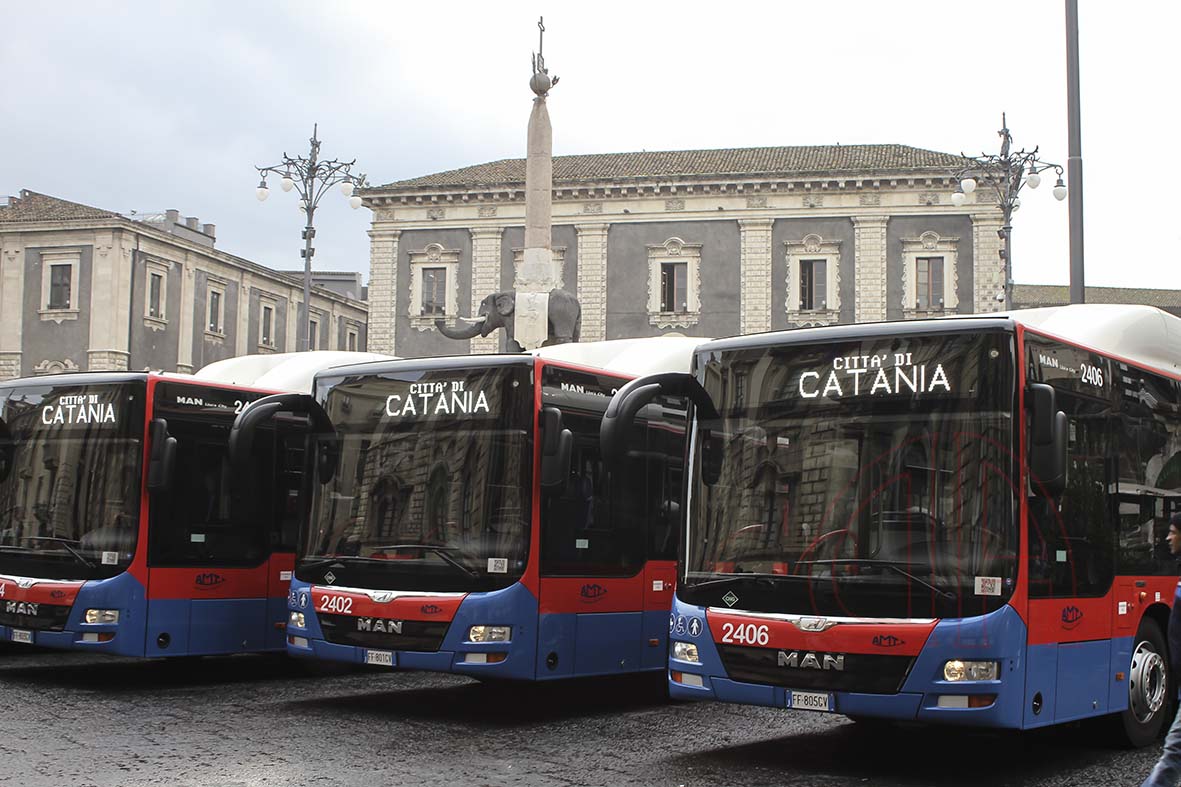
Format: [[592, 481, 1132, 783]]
[[513, 17, 563, 351]]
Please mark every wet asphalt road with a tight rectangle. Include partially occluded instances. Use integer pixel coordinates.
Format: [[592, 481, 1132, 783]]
[[0, 641, 1165, 787]]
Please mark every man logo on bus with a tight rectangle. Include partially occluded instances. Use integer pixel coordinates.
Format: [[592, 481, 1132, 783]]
[[580, 583, 608, 602], [195, 572, 226, 589], [1061, 605, 1084, 629], [778, 651, 846, 671]]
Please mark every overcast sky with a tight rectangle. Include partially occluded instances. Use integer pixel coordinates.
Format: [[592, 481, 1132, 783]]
[[3, 2, 1178, 290]]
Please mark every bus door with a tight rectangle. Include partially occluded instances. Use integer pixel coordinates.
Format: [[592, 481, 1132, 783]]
[[538, 409, 647, 678], [144, 384, 274, 657], [1025, 343, 1117, 725], [262, 418, 306, 650]]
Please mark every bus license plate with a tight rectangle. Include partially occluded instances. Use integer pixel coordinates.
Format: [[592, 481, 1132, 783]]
[[11, 629, 32, 645], [789, 690, 833, 712], [365, 650, 394, 667]]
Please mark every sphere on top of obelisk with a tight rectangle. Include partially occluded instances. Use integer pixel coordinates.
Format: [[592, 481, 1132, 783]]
[[530, 17, 559, 98]]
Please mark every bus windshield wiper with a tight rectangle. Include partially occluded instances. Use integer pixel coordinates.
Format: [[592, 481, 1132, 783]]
[[373, 544, 481, 579], [794, 558, 954, 599], [684, 573, 777, 592], [299, 557, 346, 572], [19, 537, 96, 569]]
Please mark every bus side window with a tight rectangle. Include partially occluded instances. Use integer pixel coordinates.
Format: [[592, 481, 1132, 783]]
[[1115, 365, 1181, 576]]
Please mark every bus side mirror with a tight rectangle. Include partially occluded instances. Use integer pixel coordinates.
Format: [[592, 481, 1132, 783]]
[[229, 393, 339, 486], [1029, 383, 1067, 497], [147, 418, 177, 492], [601, 372, 717, 465], [540, 406, 573, 488]]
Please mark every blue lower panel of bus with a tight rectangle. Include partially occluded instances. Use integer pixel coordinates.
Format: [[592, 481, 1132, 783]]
[[667, 597, 1117, 730], [288, 580, 668, 681]]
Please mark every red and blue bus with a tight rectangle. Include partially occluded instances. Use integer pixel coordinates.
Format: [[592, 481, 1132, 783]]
[[602, 305, 1181, 745], [230, 338, 702, 679], [0, 370, 309, 657]]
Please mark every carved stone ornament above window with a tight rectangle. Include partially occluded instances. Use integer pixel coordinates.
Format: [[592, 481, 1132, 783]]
[[803, 194, 823, 209], [664, 198, 685, 212], [582, 202, 603, 214], [859, 193, 881, 207], [33, 358, 79, 376], [746, 195, 768, 209], [478, 206, 498, 218]]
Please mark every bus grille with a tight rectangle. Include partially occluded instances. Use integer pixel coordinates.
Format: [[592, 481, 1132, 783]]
[[0, 603, 72, 632], [317, 614, 450, 652], [717, 644, 915, 694]]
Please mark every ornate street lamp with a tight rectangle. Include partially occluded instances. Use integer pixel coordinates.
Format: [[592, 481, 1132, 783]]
[[950, 114, 1066, 310], [255, 125, 365, 352]]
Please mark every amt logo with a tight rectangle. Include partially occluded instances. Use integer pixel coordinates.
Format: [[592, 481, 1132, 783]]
[[420, 604, 444, 615], [195, 572, 226, 589], [580, 583, 608, 603], [872, 634, 905, 648], [1061, 605, 1084, 629], [50, 590, 67, 600]]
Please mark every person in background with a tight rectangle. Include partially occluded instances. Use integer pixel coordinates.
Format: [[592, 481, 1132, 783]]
[[1140, 512, 1181, 787]]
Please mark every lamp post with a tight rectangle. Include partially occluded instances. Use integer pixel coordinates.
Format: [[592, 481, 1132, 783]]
[[255, 124, 365, 352], [950, 114, 1066, 311]]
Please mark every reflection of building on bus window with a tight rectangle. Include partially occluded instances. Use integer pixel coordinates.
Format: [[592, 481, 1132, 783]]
[[576, 459, 594, 529]]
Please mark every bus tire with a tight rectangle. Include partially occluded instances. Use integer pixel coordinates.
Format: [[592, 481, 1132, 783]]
[[1117, 618, 1170, 748]]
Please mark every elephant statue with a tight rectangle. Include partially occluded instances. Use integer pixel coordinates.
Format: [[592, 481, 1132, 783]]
[[436, 288, 581, 352]]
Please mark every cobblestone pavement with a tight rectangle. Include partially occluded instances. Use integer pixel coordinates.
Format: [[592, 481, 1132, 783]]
[[0, 642, 1163, 787]]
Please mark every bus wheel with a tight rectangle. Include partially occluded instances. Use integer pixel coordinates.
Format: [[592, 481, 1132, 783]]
[[1118, 619, 1170, 748]]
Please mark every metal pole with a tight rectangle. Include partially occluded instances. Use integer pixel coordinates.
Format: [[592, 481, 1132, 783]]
[[1065, 0, 1086, 303], [1002, 222, 1013, 310], [301, 207, 314, 352]]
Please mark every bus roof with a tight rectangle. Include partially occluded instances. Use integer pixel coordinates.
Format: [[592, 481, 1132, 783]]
[[696, 305, 1181, 379], [193, 351, 395, 392], [312, 337, 712, 387]]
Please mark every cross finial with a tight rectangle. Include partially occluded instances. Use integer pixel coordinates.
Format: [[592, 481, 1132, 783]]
[[529, 16, 559, 96]]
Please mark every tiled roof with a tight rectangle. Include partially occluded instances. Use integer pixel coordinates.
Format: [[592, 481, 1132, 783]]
[[1013, 284, 1181, 309], [0, 189, 123, 224], [378, 144, 964, 190]]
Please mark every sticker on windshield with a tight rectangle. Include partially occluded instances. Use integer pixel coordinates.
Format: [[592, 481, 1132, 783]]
[[190, 533, 206, 543], [487, 558, 508, 574], [101, 552, 119, 566], [974, 576, 1001, 597], [575, 538, 589, 549]]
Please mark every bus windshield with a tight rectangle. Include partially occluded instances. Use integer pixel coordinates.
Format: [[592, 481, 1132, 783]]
[[681, 330, 1017, 619], [299, 362, 534, 592], [0, 381, 145, 580]]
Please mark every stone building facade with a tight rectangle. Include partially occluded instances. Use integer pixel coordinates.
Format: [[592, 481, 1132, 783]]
[[361, 144, 1010, 356], [0, 190, 368, 380]]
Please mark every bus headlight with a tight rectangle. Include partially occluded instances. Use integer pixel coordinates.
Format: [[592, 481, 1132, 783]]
[[468, 625, 511, 643], [289, 611, 306, 629], [943, 660, 998, 682], [84, 609, 119, 624], [672, 641, 700, 664]]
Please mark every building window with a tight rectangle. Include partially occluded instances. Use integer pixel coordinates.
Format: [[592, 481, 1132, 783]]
[[207, 287, 224, 334], [902, 231, 959, 317], [799, 259, 828, 311], [784, 234, 841, 326], [148, 273, 163, 317], [39, 251, 81, 323], [915, 256, 945, 310], [647, 237, 702, 328], [408, 243, 460, 331], [421, 267, 447, 316], [261, 304, 275, 348], [347, 327, 359, 352], [660, 262, 688, 313], [308, 317, 320, 350], [49, 264, 72, 309]]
